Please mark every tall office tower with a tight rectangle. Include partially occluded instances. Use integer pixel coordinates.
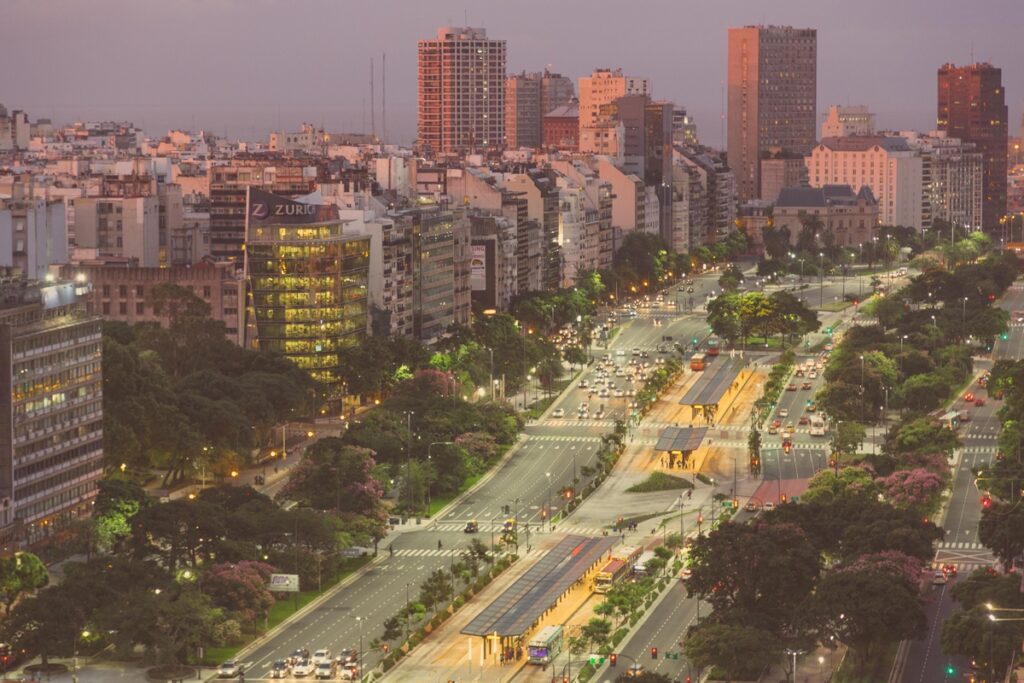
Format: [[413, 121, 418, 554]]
[[417, 26, 506, 157], [209, 158, 317, 262], [727, 25, 817, 201], [938, 63, 1008, 232], [578, 69, 649, 133], [541, 70, 575, 118], [0, 278, 104, 550]]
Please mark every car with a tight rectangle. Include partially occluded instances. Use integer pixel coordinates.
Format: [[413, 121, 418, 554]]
[[824, 343, 834, 351], [217, 661, 243, 678], [640, 351, 650, 359], [595, 409, 605, 419], [786, 383, 797, 391], [289, 649, 311, 665], [552, 408, 565, 418], [626, 664, 646, 677], [679, 567, 692, 580], [744, 501, 759, 512], [942, 564, 959, 577], [270, 660, 290, 679], [932, 570, 948, 586], [686, 286, 694, 293], [336, 649, 358, 666], [338, 665, 359, 681], [807, 403, 817, 413], [626, 387, 635, 396], [763, 502, 776, 512], [768, 424, 779, 435], [964, 392, 976, 402], [579, 379, 588, 389], [808, 371, 818, 379], [795, 368, 805, 377], [959, 411, 972, 423], [778, 408, 789, 418], [599, 389, 610, 398], [614, 389, 625, 397], [292, 659, 314, 677], [464, 520, 479, 533], [798, 416, 810, 426], [974, 397, 986, 407], [801, 381, 812, 390], [632, 347, 642, 356], [315, 662, 336, 680]]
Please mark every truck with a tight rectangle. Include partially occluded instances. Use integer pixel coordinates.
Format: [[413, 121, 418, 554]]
[[632, 550, 657, 576], [527, 625, 564, 665], [808, 415, 828, 437]]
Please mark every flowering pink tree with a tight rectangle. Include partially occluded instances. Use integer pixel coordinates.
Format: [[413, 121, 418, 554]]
[[878, 468, 946, 516], [835, 550, 924, 587], [455, 431, 499, 464], [898, 452, 952, 484], [201, 560, 276, 623]]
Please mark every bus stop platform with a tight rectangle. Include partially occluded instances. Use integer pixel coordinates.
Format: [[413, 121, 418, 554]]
[[654, 426, 708, 469], [679, 358, 749, 423], [461, 535, 616, 660]]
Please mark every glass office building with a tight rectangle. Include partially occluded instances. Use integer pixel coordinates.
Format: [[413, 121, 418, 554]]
[[245, 190, 369, 405]]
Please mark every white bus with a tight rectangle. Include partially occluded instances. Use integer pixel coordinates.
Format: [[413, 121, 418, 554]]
[[809, 415, 828, 437]]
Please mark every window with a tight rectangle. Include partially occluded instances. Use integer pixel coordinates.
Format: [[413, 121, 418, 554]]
[[136, 302, 145, 315], [119, 302, 127, 315], [203, 286, 211, 298], [102, 302, 110, 315], [136, 285, 144, 297], [118, 285, 127, 297], [102, 285, 110, 297]]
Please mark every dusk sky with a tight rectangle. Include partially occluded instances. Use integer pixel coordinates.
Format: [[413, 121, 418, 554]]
[[3, 0, 1022, 146]]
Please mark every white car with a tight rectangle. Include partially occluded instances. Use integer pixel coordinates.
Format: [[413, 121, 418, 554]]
[[292, 659, 314, 677], [599, 388, 610, 398], [809, 371, 818, 379], [217, 661, 243, 679], [313, 650, 332, 666], [763, 502, 776, 512], [778, 408, 789, 418], [552, 408, 565, 418], [269, 660, 290, 679], [315, 661, 336, 679], [614, 389, 625, 398]]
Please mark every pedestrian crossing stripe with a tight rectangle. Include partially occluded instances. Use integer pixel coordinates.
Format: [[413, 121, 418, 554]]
[[527, 435, 603, 443], [961, 446, 999, 454], [391, 547, 546, 558], [541, 419, 616, 427], [937, 542, 988, 550]]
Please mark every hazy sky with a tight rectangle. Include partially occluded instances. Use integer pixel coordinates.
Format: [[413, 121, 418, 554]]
[[3, 0, 1022, 147]]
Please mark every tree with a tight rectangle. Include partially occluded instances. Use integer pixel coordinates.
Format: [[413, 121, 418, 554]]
[[93, 479, 153, 552], [830, 421, 866, 461], [801, 467, 879, 506], [978, 502, 1024, 567], [899, 373, 950, 412], [686, 522, 820, 635], [200, 561, 276, 623], [884, 417, 961, 459], [0, 552, 49, 616], [580, 616, 612, 648], [878, 468, 945, 517], [0, 585, 85, 666], [278, 439, 386, 519], [940, 606, 1021, 681], [418, 569, 453, 613], [762, 227, 792, 261], [381, 615, 403, 644], [683, 622, 779, 681], [615, 673, 673, 683], [807, 568, 926, 668]]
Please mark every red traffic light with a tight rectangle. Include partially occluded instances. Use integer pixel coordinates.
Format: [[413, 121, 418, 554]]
[[609, 653, 617, 667], [686, 678, 693, 683], [988, 294, 996, 302], [981, 495, 992, 509], [651, 646, 658, 659]]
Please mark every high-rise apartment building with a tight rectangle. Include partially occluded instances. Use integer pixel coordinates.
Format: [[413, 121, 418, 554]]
[[578, 69, 649, 134], [938, 63, 1008, 232], [0, 179, 68, 280], [209, 158, 318, 262], [0, 278, 104, 550], [821, 105, 876, 138], [417, 27, 507, 157], [505, 70, 575, 150], [727, 25, 817, 202]]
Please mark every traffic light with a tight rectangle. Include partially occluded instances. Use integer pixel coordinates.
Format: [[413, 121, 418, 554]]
[[826, 327, 832, 335], [981, 494, 992, 509], [946, 664, 955, 676], [609, 653, 617, 667], [381, 644, 390, 654], [686, 677, 693, 683], [692, 337, 698, 345], [732, 498, 739, 509], [564, 488, 574, 500], [650, 646, 658, 659], [1001, 332, 1010, 341], [781, 493, 788, 503]]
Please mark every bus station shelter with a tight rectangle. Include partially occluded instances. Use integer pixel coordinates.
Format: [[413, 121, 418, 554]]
[[679, 358, 749, 424], [654, 426, 708, 469], [461, 535, 616, 662]]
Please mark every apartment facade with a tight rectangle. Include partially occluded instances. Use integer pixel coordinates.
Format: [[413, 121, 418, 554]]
[[821, 105, 876, 138], [806, 136, 923, 230], [417, 26, 507, 157], [505, 70, 574, 150], [938, 63, 1008, 232], [774, 185, 879, 247], [901, 131, 984, 232], [0, 279, 104, 550], [0, 181, 68, 280], [727, 25, 817, 201], [578, 69, 649, 133]]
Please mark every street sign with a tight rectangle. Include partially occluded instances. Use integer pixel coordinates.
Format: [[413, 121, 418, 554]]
[[721, 500, 733, 508], [268, 573, 300, 592]]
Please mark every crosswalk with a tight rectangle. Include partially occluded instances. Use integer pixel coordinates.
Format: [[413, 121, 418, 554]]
[[934, 541, 996, 573], [961, 445, 999, 454], [938, 541, 989, 551], [527, 434, 603, 443], [541, 419, 616, 427], [391, 546, 548, 558]]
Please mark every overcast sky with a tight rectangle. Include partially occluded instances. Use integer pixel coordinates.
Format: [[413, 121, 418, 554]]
[[3, 0, 1022, 147]]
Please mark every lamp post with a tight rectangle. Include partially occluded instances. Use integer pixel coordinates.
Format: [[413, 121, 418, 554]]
[[818, 252, 825, 308], [545, 472, 552, 531], [355, 616, 365, 682], [403, 411, 415, 511], [426, 442, 455, 514], [962, 297, 968, 327], [488, 347, 495, 401], [73, 629, 90, 680], [785, 648, 806, 683]]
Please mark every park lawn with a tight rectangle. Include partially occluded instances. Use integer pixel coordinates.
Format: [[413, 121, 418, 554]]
[[626, 471, 694, 493], [819, 299, 853, 312], [201, 556, 371, 666], [426, 473, 484, 517], [834, 642, 897, 683]]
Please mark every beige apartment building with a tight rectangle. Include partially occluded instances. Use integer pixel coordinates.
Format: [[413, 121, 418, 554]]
[[417, 26, 506, 157], [727, 25, 817, 202], [578, 68, 649, 141]]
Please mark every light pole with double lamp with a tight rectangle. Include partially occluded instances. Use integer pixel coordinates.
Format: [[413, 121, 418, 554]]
[[355, 616, 365, 681]]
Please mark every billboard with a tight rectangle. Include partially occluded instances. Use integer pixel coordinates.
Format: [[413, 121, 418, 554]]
[[470, 244, 487, 291], [247, 187, 338, 226], [268, 573, 300, 593]]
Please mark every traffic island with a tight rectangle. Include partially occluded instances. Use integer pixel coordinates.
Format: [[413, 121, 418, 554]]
[[145, 664, 196, 681]]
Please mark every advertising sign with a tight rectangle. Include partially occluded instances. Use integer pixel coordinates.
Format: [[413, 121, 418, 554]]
[[248, 187, 337, 226], [268, 573, 300, 593], [470, 244, 487, 291]]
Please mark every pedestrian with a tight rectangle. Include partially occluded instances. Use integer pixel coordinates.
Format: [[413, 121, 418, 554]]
[[438, 539, 442, 550], [389, 545, 394, 557]]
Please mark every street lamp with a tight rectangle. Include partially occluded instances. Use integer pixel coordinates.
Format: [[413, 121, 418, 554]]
[[74, 629, 90, 679], [545, 472, 552, 532], [785, 648, 806, 683], [355, 616, 365, 682], [818, 252, 825, 308]]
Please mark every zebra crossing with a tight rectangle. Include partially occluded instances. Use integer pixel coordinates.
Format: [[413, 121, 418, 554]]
[[540, 419, 617, 427], [934, 540, 996, 573], [527, 434, 603, 443], [392, 546, 548, 558], [960, 445, 999, 454], [938, 541, 989, 551]]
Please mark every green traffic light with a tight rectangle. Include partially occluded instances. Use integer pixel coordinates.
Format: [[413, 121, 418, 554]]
[[945, 664, 955, 675]]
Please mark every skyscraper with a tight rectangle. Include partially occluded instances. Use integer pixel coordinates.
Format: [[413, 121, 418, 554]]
[[417, 27, 506, 157], [578, 68, 649, 135], [505, 70, 575, 149], [938, 62, 1008, 232], [727, 25, 817, 202]]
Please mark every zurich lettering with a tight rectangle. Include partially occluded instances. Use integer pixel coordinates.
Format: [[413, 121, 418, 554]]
[[274, 204, 317, 216]]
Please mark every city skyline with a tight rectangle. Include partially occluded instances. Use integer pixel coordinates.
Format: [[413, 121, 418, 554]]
[[3, 0, 1022, 146]]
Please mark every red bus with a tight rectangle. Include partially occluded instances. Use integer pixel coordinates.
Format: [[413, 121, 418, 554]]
[[690, 353, 706, 371], [706, 338, 721, 357]]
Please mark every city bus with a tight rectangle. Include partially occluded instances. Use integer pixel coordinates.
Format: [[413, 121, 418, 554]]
[[527, 625, 563, 665], [632, 550, 657, 577], [808, 415, 828, 437], [594, 559, 632, 593], [706, 338, 721, 357], [690, 353, 707, 371]]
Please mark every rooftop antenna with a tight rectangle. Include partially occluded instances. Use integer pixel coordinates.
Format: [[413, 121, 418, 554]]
[[382, 51, 387, 144], [362, 97, 366, 133], [720, 81, 725, 150], [370, 57, 376, 139]]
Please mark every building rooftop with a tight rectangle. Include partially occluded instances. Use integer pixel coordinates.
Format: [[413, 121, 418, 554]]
[[545, 104, 579, 119], [776, 184, 876, 208], [817, 136, 912, 153]]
